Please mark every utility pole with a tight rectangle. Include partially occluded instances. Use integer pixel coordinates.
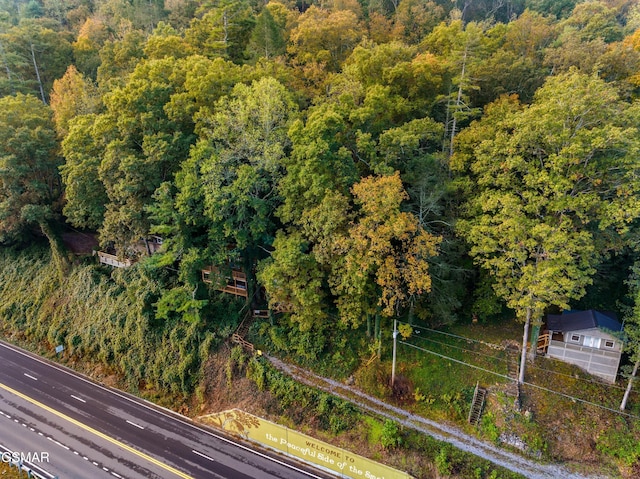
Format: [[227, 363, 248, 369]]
[[391, 319, 398, 386]]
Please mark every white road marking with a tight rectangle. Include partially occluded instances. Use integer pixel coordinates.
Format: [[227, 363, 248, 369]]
[[1, 341, 325, 479], [23, 373, 37, 381], [126, 420, 144, 430], [192, 449, 215, 462], [71, 395, 86, 403], [54, 440, 69, 450]]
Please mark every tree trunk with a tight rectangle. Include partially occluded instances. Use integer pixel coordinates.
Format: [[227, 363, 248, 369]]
[[30, 43, 47, 105], [374, 312, 381, 357], [518, 308, 532, 385], [448, 45, 468, 158], [39, 220, 69, 277], [620, 359, 640, 411], [528, 324, 540, 361]]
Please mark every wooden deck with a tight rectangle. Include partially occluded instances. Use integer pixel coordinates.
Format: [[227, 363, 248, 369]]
[[96, 251, 133, 268], [202, 266, 248, 298]]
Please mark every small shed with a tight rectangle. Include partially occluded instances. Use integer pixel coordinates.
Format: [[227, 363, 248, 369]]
[[541, 310, 623, 383]]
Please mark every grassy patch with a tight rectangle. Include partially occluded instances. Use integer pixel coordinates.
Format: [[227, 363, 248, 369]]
[[388, 320, 515, 422], [364, 416, 384, 446]]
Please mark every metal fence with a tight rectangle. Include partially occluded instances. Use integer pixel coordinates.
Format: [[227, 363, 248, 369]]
[[0, 444, 57, 479]]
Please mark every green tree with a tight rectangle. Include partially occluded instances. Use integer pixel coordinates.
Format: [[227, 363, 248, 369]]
[[0, 94, 68, 273], [196, 77, 298, 256], [144, 21, 195, 60], [422, 20, 489, 156], [0, 18, 74, 102], [525, 0, 578, 19], [72, 17, 111, 80], [258, 230, 328, 331], [60, 114, 110, 230], [96, 28, 146, 90], [288, 5, 364, 73], [96, 0, 167, 32], [621, 280, 640, 411], [562, 0, 623, 43], [278, 102, 360, 225], [453, 71, 640, 384], [392, 0, 445, 45], [342, 41, 447, 119], [185, 0, 256, 62], [245, 4, 286, 61], [96, 57, 196, 252]]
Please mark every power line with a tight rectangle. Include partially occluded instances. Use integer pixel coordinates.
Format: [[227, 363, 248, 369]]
[[409, 333, 511, 364], [522, 380, 640, 419], [400, 341, 513, 381], [416, 333, 634, 393], [399, 340, 640, 420], [528, 362, 631, 392], [407, 322, 635, 394], [406, 324, 507, 351]]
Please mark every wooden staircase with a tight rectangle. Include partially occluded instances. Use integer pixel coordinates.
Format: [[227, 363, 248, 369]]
[[230, 305, 269, 353], [468, 382, 487, 425], [536, 333, 550, 355]]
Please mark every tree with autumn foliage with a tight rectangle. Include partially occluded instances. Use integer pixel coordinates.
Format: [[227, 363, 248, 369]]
[[332, 172, 440, 326]]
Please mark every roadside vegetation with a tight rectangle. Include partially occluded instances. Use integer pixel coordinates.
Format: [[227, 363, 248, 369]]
[[0, 245, 242, 403], [2, 1, 640, 478], [2, 245, 639, 478], [0, 462, 23, 479]]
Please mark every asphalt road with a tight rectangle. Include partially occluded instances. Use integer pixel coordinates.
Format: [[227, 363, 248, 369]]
[[0, 341, 332, 479]]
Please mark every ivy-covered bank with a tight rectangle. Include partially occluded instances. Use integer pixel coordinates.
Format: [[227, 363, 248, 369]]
[[0, 245, 242, 398], [0, 246, 527, 479]]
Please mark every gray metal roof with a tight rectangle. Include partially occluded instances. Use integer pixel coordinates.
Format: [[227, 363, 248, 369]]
[[546, 310, 622, 333]]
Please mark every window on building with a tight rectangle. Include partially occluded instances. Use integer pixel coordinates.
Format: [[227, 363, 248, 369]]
[[584, 336, 601, 348], [570, 334, 580, 343], [604, 340, 615, 349]]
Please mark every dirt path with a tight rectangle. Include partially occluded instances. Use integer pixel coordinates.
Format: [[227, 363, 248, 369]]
[[265, 355, 599, 479]]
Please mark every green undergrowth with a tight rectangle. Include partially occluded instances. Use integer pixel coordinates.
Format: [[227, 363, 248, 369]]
[[253, 319, 369, 379], [257, 312, 640, 477], [231, 348, 525, 479], [2, 246, 638, 477], [0, 245, 241, 398]]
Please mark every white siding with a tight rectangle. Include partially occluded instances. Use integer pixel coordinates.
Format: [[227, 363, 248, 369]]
[[547, 339, 621, 383]]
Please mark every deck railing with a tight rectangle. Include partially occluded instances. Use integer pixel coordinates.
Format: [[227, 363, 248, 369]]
[[96, 251, 133, 268]]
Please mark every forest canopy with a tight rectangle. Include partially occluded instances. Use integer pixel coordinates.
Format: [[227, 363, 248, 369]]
[[1, 0, 640, 364]]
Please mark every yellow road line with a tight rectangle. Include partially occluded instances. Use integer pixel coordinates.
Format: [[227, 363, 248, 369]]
[[0, 382, 194, 479]]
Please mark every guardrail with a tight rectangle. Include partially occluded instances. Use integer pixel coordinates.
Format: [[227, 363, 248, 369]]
[[0, 444, 57, 479]]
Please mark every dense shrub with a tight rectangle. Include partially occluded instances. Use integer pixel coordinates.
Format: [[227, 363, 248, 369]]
[[0, 247, 239, 396]]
